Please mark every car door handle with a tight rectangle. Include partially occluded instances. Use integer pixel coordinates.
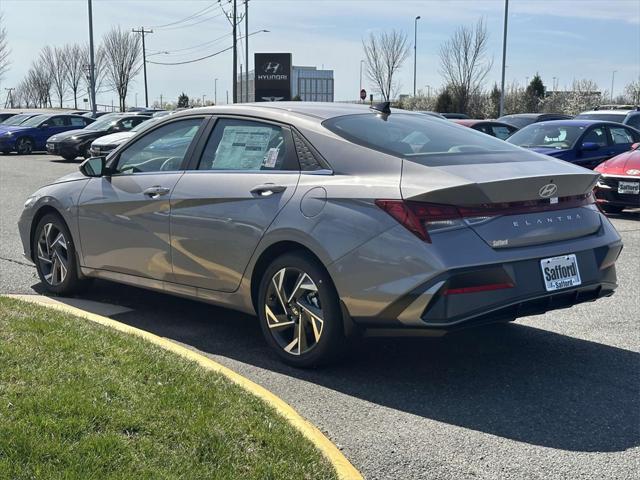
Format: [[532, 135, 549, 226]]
[[143, 186, 171, 198], [250, 184, 286, 196]]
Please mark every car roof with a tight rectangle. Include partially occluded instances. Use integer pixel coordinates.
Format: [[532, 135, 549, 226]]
[[577, 109, 636, 115], [532, 119, 631, 127], [171, 102, 423, 123]]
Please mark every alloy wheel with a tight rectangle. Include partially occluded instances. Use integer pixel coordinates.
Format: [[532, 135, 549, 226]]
[[17, 138, 33, 155], [264, 267, 324, 356], [36, 223, 69, 286]]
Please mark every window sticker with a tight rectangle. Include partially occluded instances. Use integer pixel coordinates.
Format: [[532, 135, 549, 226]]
[[262, 147, 280, 168], [214, 126, 274, 169]]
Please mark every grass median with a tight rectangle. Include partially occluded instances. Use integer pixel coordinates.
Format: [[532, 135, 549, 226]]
[[0, 297, 337, 479]]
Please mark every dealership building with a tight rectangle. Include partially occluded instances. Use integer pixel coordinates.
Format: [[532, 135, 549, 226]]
[[237, 55, 334, 103]]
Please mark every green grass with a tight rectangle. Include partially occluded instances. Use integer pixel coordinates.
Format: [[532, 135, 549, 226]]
[[0, 298, 337, 480]]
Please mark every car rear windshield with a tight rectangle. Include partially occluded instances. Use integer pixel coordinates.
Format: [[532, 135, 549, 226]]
[[85, 116, 118, 131], [507, 124, 585, 149], [322, 113, 519, 162], [574, 113, 627, 123]]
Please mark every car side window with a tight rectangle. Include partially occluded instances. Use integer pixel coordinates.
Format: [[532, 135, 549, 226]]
[[626, 114, 640, 130], [609, 126, 635, 145], [114, 118, 203, 175], [198, 118, 293, 171], [118, 118, 136, 130], [492, 125, 514, 140], [582, 127, 607, 147], [70, 117, 86, 127], [49, 117, 66, 127]]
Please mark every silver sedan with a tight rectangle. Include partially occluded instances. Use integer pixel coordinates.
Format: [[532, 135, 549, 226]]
[[18, 103, 622, 367]]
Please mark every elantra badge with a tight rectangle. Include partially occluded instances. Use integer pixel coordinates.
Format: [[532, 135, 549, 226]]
[[538, 183, 558, 198]]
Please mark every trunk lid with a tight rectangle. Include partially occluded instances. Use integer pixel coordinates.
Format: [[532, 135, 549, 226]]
[[401, 154, 601, 248]]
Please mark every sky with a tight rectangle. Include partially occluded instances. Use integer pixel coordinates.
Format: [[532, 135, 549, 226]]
[[1, 0, 639, 108]]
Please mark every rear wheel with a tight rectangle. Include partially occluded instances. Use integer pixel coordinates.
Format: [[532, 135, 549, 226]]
[[16, 137, 33, 155], [258, 252, 347, 367], [601, 205, 624, 214], [62, 154, 77, 162], [32, 213, 86, 295]]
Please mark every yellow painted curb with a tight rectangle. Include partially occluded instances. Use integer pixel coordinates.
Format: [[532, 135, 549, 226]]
[[5, 294, 363, 480]]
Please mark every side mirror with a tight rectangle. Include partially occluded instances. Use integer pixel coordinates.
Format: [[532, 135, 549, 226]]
[[79, 156, 107, 177], [581, 141, 600, 151], [632, 142, 640, 151]]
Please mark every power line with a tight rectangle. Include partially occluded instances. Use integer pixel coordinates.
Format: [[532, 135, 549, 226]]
[[147, 30, 267, 66], [155, 10, 228, 31], [148, 32, 232, 56], [147, 3, 217, 29]]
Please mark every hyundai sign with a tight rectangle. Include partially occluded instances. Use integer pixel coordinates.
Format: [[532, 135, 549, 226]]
[[254, 53, 292, 101]]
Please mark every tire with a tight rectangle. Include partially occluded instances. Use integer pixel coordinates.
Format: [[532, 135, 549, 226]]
[[32, 213, 86, 295], [1, 150, 10, 155], [15, 137, 34, 155], [601, 205, 624, 214], [62, 155, 77, 162], [257, 252, 347, 368]]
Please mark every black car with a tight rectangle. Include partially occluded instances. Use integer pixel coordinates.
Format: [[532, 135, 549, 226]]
[[45, 114, 149, 161], [498, 113, 573, 129], [82, 111, 114, 119], [440, 112, 470, 119]]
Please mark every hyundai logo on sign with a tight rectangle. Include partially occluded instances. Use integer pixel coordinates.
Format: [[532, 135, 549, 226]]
[[255, 53, 292, 101], [538, 183, 558, 198]]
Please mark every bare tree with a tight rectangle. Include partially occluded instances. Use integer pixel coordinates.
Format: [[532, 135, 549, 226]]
[[102, 27, 142, 111], [24, 59, 52, 108], [62, 43, 85, 109], [439, 19, 493, 114], [82, 43, 108, 108], [624, 80, 640, 105], [40, 46, 68, 108], [0, 13, 9, 83], [363, 30, 409, 101]]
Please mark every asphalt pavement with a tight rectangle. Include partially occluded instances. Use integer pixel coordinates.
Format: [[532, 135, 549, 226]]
[[1, 153, 638, 480]]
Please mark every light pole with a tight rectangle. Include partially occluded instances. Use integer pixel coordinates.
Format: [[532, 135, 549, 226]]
[[214, 78, 218, 105], [135, 92, 138, 106], [499, 0, 509, 117], [202, 94, 206, 106], [87, 0, 96, 117], [611, 70, 617, 102], [413, 15, 421, 97]]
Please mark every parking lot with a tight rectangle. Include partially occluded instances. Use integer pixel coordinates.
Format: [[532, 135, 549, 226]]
[[1, 152, 638, 479]]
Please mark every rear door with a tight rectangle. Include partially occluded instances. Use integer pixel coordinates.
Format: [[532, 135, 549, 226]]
[[77, 116, 206, 281], [36, 116, 69, 149], [169, 116, 300, 292]]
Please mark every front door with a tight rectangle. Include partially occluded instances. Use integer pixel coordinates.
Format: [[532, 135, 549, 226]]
[[77, 117, 205, 281], [170, 117, 300, 292]]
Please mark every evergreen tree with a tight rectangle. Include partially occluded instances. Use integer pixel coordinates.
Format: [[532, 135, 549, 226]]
[[177, 92, 189, 108], [525, 74, 545, 112], [489, 83, 501, 118], [435, 87, 454, 113]]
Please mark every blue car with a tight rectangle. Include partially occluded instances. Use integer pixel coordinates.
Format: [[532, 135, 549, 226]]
[[507, 120, 640, 169], [0, 113, 94, 155]]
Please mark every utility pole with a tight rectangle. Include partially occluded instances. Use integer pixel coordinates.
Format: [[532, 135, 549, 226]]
[[240, 64, 243, 102], [214, 78, 218, 105], [611, 70, 617, 102], [160, 93, 163, 109], [202, 94, 206, 106], [359, 59, 364, 101], [232, 0, 238, 103], [245, 0, 249, 103], [87, 0, 97, 117], [226, 90, 229, 104], [132, 27, 153, 107], [413, 15, 420, 96]]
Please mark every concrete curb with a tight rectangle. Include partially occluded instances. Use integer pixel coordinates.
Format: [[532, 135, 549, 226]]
[[5, 294, 364, 480]]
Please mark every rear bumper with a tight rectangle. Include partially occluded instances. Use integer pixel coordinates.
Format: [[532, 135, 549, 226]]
[[329, 213, 622, 331]]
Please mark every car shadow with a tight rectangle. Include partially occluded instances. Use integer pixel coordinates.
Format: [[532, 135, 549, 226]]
[[42, 279, 639, 454]]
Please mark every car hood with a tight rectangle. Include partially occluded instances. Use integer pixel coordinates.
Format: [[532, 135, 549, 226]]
[[0, 125, 31, 134], [92, 131, 134, 146], [47, 171, 88, 186], [595, 150, 640, 176], [48, 129, 102, 142], [527, 147, 568, 157]]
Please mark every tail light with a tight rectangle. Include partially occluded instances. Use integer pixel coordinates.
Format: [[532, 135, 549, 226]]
[[376, 193, 594, 243]]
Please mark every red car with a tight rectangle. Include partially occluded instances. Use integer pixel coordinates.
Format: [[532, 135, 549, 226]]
[[453, 120, 518, 140], [594, 142, 640, 213]]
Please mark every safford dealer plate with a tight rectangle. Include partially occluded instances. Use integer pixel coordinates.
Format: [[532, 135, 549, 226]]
[[540, 254, 582, 292], [618, 181, 639, 195]]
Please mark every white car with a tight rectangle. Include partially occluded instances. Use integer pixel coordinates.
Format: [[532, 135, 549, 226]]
[[90, 117, 159, 157]]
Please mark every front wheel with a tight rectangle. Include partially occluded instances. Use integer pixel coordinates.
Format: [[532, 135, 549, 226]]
[[16, 137, 34, 155], [258, 252, 347, 367], [32, 213, 86, 295]]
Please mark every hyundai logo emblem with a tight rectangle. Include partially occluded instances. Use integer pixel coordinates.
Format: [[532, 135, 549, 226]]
[[538, 183, 558, 198], [263, 62, 281, 74]]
